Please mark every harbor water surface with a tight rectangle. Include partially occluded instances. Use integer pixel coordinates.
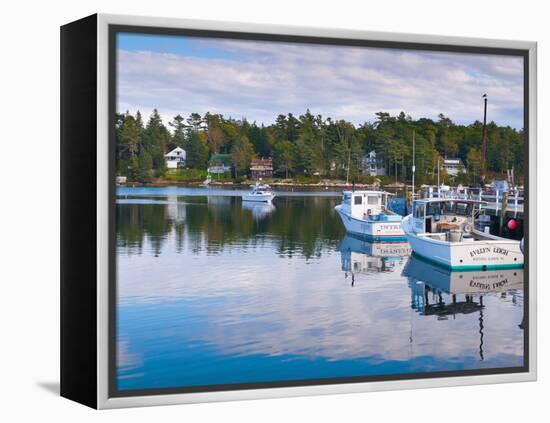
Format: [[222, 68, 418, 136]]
[[116, 186, 525, 391]]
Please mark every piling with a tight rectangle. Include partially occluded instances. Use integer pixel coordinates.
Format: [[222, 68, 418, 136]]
[[499, 191, 509, 236]]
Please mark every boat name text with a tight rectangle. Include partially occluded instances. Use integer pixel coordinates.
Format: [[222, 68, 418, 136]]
[[469, 247, 510, 257]]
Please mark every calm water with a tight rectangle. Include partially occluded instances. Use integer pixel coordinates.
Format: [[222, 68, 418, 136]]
[[116, 186, 525, 391]]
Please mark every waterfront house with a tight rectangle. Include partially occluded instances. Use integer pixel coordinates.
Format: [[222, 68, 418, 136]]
[[250, 157, 273, 179], [208, 153, 232, 175], [165, 147, 186, 169], [361, 151, 386, 176], [441, 158, 465, 176]]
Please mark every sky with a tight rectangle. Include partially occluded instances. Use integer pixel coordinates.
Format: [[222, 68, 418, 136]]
[[116, 32, 524, 129]]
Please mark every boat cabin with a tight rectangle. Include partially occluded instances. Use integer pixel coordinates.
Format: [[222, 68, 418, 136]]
[[411, 198, 483, 236], [340, 191, 392, 220]]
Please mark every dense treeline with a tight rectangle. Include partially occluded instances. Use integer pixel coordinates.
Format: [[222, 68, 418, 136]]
[[115, 109, 525, 184]]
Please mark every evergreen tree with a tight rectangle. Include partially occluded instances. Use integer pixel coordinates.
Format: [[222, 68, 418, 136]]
[[185, 132, 209, 169], [231, 136, 254, 178], [169, 114, 187, 149], [273, 140, 294, 178]]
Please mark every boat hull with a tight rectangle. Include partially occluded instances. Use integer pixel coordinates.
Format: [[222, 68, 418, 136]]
[[335, 206, 406, 241], [401, 215, 523, 270], [242, 193, 275, 202]]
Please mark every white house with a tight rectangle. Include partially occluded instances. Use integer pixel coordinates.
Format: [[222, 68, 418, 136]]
[[441, 158, 465, 176], [165, 147, 186, 169], [362, 151, 386, 176]]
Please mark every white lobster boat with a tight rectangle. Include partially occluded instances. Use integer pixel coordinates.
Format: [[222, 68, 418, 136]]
[[334, 190, 406, 241], [242, 181, 275, 203], [402, 198, 523, 270]]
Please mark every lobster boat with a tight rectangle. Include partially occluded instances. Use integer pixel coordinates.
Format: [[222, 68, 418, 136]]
[[401, 198, 523, 270], [334, 190, 405, 241]]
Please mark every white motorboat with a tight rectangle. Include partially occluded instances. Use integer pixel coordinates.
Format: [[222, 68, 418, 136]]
[[402, 198, 523, 270], [242, 181, 275, 203], [335, 190, 406, 241], [201, 174, 212, 186]]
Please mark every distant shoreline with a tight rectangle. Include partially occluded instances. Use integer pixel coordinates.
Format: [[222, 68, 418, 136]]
[[117, 179, 407, 190]]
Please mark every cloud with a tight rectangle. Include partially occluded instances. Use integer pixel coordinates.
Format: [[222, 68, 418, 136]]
[[117, 36, 524, 128]]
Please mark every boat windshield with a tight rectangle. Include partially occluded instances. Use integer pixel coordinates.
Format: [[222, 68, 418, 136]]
[[426, 201, 473, 216], [252, 184, 271, 192]]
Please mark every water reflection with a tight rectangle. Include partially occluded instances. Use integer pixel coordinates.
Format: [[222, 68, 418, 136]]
[[339, 235, 411, 286], [403, 254, 524, 361], [116, 188, 525, 391], [241, 201, 276, 221], [116, 194, 344, 259]]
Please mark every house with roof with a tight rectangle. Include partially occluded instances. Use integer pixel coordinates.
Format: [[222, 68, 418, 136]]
[[250, 158, 273, 179], [441, 158, 465, 176], [165, 147, 186, 169], [361, 151, 386, 176]]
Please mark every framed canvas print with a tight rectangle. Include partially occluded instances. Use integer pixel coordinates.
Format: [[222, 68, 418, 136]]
[[60, 13, 537, 409]]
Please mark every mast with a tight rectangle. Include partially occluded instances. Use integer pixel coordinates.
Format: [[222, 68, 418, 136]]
[[480, 94, 488, 185], [412, 129, 416, 203], [346, 138, 351, 185], [437, 157, 440, 195]]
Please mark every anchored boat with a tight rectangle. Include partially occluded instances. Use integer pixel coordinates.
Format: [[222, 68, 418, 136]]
[[242, 180, 275, 203], [402, 198, 523, 270], [335, 190, 406, 241]]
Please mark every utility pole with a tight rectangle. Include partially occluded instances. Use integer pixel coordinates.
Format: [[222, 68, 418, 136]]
[[480, 94, 488, 185]]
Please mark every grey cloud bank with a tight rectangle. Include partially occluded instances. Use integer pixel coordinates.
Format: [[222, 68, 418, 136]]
[[117, 37, 524, 129]]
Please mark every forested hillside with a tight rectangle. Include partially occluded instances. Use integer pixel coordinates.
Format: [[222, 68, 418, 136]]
[[115, 109, 524, 184]]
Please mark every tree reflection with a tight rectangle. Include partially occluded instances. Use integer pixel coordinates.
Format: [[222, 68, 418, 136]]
[[116, 195, 346, 259]]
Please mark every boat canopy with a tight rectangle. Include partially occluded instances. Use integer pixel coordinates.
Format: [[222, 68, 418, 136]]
[[342, 190, 396, 196], [412, 197, 485, 222], [414, 198, 486, 205], [250, 183, 271, 190]]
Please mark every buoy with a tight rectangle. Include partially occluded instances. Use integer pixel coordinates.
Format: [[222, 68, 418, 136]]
[[507, 219, 518, 230]]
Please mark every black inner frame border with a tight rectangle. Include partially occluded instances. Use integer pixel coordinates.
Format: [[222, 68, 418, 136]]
[[108, 23, 530, 399]]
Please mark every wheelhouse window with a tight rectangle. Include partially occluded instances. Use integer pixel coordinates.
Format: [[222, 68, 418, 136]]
[[442, 201, 472, 216], [367, 196, 379, 205], [354, 196, 363, 205], [342, 193, 351, 204], [413, 202, 425, 219], [426, 202, 442, 216]]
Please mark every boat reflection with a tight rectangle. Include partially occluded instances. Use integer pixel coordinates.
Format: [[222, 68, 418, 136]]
[[403, 253, 523, 298], [403, 254, 524, 359], [339, 234, 411, 285], [241, 200, 276, 221]]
